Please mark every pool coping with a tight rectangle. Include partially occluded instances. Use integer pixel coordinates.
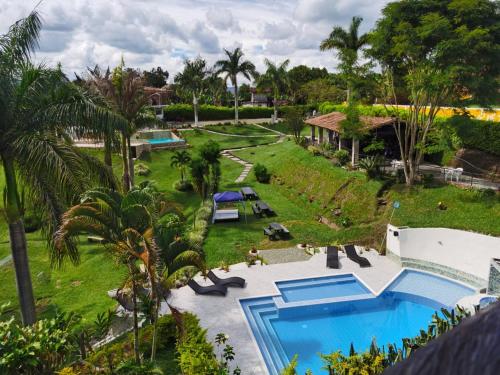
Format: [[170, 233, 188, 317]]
[[237, 267, 477, 374]]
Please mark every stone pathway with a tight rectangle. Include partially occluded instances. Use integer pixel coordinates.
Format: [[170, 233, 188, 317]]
[[221, 150, 253, 183]]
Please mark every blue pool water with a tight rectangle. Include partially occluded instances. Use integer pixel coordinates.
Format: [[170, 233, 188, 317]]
[[147, 138, 179, 144], [276, 274, 370, 302], [240, 270, 475, 374]]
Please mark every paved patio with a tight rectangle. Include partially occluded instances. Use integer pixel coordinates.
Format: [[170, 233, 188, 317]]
[[166, 248, 402, 374]]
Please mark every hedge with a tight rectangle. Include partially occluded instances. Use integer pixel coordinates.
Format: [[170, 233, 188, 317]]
[[164, 104, 274, 121], [446, 115, 500, 156]]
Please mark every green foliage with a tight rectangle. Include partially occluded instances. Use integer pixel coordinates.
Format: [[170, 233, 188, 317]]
[[115, 359, 164, 374], [0, 312, 78, 374], [176, 314, 219, 375], [358, 156, 382, 179], [143, 67, 168, 88], [363, 138, 385, 155], [333, 149, 350, 166], [254, 163, 271, 183], [308, 145, 322, 156], [319, 103, 393, 117], [281, 354, 299, 374], [198, 140, 222, 194], [170, 150, 192, 182], [447, 115, 500, 156], [186, 200, 213, 251], [135, 162, 151, 176], [87, 314, 178, 372], [174, 180, 194, 192], [299, 78, 346, 105], [340, 102, 365, 140], [284, 107, 305, 143], [369, 0, 500, 106], [164, 104, 274, 121]]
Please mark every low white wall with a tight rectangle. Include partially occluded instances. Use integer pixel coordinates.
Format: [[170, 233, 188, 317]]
[[386, 225, 500, 282]]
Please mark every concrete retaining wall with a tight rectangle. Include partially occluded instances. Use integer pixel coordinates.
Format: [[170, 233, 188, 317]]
[[386, 225, 500, 288]]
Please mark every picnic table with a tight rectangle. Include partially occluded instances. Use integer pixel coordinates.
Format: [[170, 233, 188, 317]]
[[264, 222, 290, 240], [252, 200, 275, 217], [241, 187, 259, 200]]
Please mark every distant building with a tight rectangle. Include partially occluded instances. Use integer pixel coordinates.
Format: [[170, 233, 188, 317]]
[[144, 85, 174, 119], [242, 87, 271, 107]]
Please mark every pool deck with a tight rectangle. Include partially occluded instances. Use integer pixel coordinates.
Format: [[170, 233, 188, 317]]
[[166, 249, 402, 374]]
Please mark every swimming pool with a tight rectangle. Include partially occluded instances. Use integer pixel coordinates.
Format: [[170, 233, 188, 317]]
[[147, 138, 180, 144], [240, 270, 475, 374]]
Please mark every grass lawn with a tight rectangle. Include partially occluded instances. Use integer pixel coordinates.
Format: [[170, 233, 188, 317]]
[[0, 130, 280, 321], [204, 123, 275, 136], [1, 129, 498, 323], [182, 129, 279, 150]]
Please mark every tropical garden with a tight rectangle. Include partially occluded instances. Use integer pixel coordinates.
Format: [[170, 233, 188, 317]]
[[0, 0, 499, 374]]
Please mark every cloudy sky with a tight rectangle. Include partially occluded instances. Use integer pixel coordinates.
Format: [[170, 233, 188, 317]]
[[0, 0, 390, 81]]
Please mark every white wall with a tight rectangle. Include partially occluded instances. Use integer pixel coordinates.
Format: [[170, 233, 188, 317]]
[[386, 225, 500, 281]]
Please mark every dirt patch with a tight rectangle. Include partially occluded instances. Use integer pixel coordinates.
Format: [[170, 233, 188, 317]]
[[318, 216, 340, 230]]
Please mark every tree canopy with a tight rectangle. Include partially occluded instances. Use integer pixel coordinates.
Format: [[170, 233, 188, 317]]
[[369, 0, 500, 106]]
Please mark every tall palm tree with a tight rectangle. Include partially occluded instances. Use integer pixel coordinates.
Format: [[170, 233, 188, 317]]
[[214, 48, 257, 124], [258, 59, 290, 122], [320, 16, 369, 101], [170, 150, 191, 182], [150, 229, 204, 360], [174, 58, 209, 126], [88, 61, 156, 192], [55, 187, 159, 364], [0, 12, 121, 325]]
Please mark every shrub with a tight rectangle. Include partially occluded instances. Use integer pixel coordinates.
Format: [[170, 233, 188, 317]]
[[185, 200, 213, 250], [0, 313, 78, 374], [87, 314, 178, 371], [333, 149, 349, 165], [134, 162, 151, 176], [176, 314, 219, 375], [254, 163, 271, 183], [164, 104, 274, 122], [174, 180, 193, 192], [358, 156, 382, 179], [447, 115, 500, 156], [307, 145, 321, 156]]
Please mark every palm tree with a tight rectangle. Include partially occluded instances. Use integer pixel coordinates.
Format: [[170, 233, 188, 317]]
[[88, 61, 157, 192], [170, 150, 191, 182], [205, 73, 227, 106], [0, 12, 121, 325], [150, 230, 204, 360], [174, 58, 209, 126], [215, 48, 257, 124], [189, 158, 208, 199], [320, 16, 369, 102], [258, 59, 290, 122], [55, 186, 160, 364]]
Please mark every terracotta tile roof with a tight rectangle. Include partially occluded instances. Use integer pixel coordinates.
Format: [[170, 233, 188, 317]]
[[305, 111, 394, 132]]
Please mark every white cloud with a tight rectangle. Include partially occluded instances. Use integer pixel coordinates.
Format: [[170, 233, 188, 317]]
[[206, 8, 241, 32], [0, 0, 391, 80]]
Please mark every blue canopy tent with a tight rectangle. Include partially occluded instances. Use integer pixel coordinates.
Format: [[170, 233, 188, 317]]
[[212, 191, 247, 223]]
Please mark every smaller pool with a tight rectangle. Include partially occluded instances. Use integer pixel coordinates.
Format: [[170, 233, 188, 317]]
[[276, 274, 369, 302], [147, 138, 180, 145]]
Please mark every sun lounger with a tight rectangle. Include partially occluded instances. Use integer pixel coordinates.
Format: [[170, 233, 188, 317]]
[[187, 279, 227, 296], [207, 270, 245, 288], [344, 244, 371, 268], [326, 246, 339, 269]]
